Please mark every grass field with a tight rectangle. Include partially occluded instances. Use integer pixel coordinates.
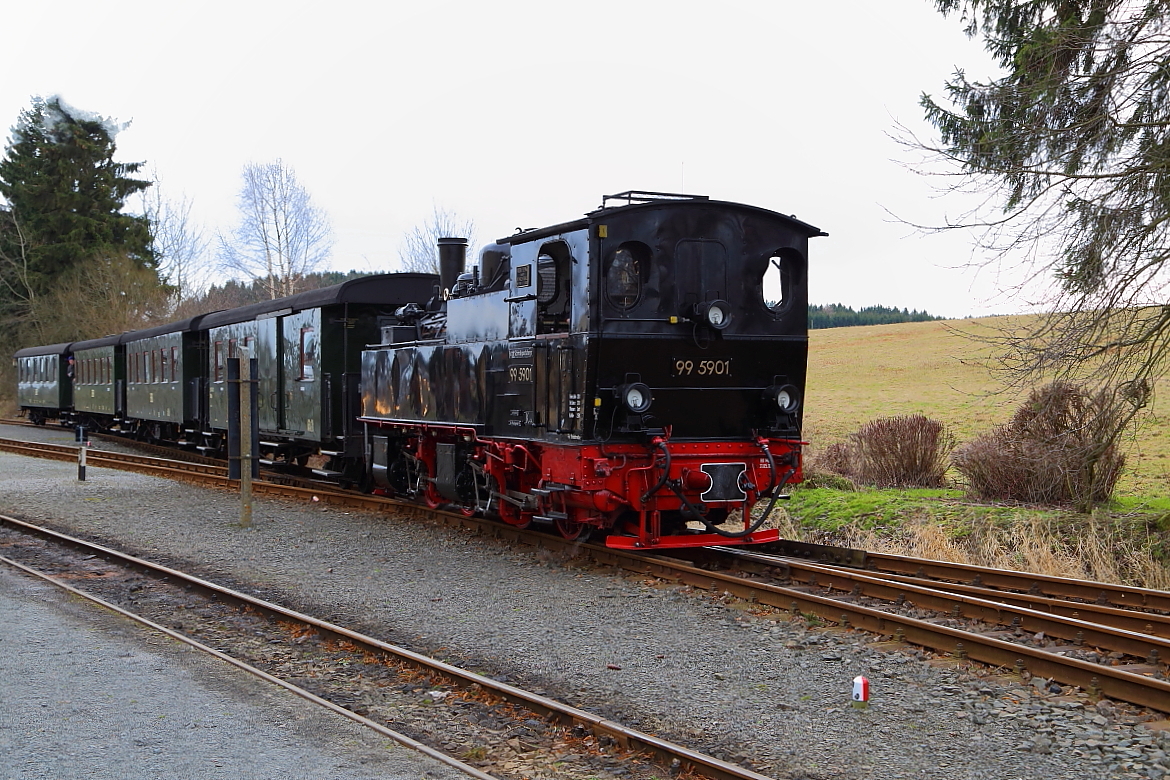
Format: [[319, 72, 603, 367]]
[[803, 315, 1170, 499], [794, 316, 1170, 587]]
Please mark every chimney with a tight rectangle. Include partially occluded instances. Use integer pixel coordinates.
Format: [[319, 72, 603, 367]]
[[437, 237, 468, 295]]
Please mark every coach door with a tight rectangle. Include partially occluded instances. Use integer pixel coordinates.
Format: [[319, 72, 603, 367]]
[[281, 309, 322, 441], [256, 314, 283, 433]]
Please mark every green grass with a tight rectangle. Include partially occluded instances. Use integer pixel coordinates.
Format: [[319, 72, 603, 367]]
[[785, 486, 967, 533], [782, 485, 1170, 587]]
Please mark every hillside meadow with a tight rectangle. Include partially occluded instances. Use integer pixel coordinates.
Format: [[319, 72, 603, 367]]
[[804, 315, 1170, 499], [794, 316, 1170, 588]]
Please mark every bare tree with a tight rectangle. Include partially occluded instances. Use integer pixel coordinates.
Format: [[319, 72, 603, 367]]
[[399, 205, 476, 274], [33, 251, 172, 342], [0, 209, 40, 341], [219, 160, 333, 299], [140, 176, 210, 309]]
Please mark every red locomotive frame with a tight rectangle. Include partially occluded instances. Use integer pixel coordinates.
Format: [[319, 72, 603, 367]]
[[363, 418, 800, 549]]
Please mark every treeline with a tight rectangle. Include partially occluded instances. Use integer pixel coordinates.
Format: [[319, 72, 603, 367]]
[[809, 304, 941, 329], [171, 270, 375, 319]]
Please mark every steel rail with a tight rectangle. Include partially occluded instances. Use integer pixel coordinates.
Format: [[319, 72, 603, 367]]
[[861, 550, 1170, 613], [419, 520, 1170, 710], [595, 546, 1170, 710], [0, 437, 225, 476], [0, 514, 775, 780], [796, 559, 1170, 638], [5, 434, 1169, 711], [725, 551, 1170, 664], [0, 553, 499, 780]]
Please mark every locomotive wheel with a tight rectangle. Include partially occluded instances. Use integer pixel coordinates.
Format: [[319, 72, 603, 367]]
[[423, 479, 444, 509], [491, 474, 530, 528], [555, 516, 588, 541], [408, 457, 443, 508], [455, 465, 481, 517]]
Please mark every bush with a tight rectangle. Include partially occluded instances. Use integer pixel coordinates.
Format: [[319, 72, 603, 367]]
[[952, 382, 1126, 507], [811, 414, 954, 488], [852, 415, 955, 488]]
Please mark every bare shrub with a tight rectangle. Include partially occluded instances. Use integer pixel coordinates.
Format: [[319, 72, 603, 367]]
[[809, 441, 854, 478], [849, 414, 955, 488], [952, 382, 1129, 508]]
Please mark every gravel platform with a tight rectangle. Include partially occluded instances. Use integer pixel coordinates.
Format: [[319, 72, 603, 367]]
[[2, 423, 1169, 779], [0, 566, 467, 780]]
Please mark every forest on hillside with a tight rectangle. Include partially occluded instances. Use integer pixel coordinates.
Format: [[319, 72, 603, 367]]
[[808, 304, 940, 329]]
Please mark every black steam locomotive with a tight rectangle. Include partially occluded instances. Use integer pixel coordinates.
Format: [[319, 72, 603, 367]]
[[14, 191, 822, 551], [360, 191, 823, 548]]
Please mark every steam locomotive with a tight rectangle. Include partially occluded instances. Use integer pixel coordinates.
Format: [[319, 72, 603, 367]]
[[360, 191, 823, 548], [14, 191, 823, 550]]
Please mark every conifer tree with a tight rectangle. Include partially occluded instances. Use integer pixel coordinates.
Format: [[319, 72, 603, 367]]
[[920, 2, 1170, 392], [0, 96, 157, 320]]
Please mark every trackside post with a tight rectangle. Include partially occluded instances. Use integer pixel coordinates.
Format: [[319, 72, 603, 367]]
[[228, 353, 259, 527]]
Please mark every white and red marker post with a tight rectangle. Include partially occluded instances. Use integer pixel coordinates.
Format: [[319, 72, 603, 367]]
[[852, 675, 870, 709]]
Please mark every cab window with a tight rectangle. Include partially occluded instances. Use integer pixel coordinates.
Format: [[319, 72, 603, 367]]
[[536, 240, 572, 334], [761, 249, 805, 315]]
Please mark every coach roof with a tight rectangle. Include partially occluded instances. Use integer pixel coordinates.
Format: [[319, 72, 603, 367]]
[[199, 273, 439, 329], [14, 342, 73, 358]]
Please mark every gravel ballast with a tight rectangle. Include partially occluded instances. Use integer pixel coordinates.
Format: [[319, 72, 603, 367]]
[[2, 424, 1169, 779]]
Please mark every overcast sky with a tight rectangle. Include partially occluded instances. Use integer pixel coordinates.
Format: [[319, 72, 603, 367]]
[[2, 0, 1013, 318]]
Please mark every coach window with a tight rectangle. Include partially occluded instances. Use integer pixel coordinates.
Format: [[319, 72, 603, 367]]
[[536, 241, 572, 334], [160, 348, 168, 383], [171, 347, 179, 381], [761, 249, 805, 316], [299, 328, 315, 380]]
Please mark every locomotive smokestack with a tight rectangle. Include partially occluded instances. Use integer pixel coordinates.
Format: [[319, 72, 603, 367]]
[[437, 237, 468, 295]]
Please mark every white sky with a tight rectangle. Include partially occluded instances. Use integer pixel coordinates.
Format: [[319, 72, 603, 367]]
[[2, 0, 1013, 319]]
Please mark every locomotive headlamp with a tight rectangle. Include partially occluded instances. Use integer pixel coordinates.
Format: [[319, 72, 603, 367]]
[[692, 300, 731, 330], [616, 382, 653, 414], [766, 384, 801, 414]]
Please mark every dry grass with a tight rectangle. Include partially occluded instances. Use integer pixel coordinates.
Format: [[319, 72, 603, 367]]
[[779, 500, 1170, 590]]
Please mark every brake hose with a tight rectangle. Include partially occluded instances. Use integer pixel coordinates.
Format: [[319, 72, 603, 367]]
[[640, 440, 672, 503]]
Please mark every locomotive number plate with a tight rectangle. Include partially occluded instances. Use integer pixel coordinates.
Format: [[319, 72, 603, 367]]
[[672, 357, 732, 378], [509, 365, 534, 383]]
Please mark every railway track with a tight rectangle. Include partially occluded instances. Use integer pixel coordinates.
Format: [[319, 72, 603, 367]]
[[3, 428, 1169, 716], [0, 513, 774, 780]]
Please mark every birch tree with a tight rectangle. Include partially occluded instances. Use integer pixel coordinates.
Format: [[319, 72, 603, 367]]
[[399, 205, 476, 274], [141, 178, 209, 308], [220, 160, 333, 299]]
